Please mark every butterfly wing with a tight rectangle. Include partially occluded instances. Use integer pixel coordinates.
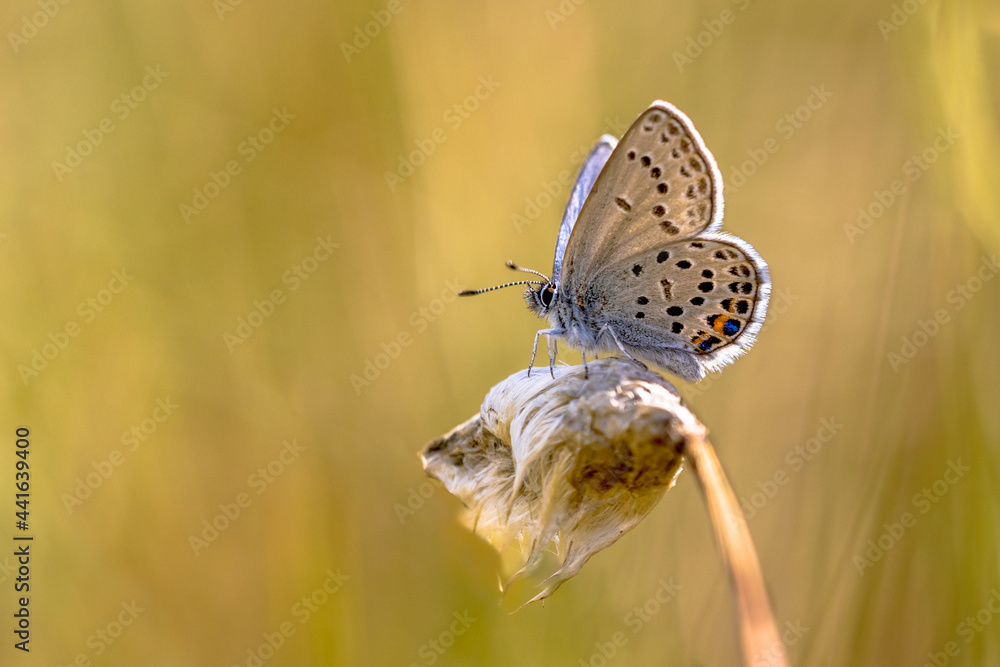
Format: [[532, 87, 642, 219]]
[[562, 101, 723, 284], [596, 234, 770, 378], [552, 135, 617, 281], [556, 101, 768, 379]]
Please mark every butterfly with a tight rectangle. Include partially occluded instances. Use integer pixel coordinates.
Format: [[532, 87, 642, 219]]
[[462, 101, 770, 381]]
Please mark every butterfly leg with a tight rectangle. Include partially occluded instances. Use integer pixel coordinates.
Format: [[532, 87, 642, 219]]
[[529, 328, 564, 378], [581, 351, 589, 379], [548, 336, 558, 379], [601, 323, 648, 370]]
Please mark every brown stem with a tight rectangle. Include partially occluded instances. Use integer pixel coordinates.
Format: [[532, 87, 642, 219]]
[[683, 424, 789, 667]]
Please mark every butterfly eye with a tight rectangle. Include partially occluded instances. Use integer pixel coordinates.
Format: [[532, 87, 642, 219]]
[[539, 285, 556, 308]]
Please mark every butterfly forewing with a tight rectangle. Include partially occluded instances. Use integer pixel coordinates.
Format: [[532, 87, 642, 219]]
[[562, 101, 723, 285], [552, 135, 617, 280]]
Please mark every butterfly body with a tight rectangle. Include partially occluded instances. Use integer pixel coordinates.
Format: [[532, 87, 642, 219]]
[[523, 101, 770, 382]]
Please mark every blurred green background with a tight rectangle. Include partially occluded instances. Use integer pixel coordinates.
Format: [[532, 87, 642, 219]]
[[1, 0, 998, 665]]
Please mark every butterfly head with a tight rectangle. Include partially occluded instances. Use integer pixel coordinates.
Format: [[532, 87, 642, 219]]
[[459, 262, 555, 315], [525, 281, 558, 316]]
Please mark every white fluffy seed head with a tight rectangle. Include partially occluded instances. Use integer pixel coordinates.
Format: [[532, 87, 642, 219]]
[[422, 357, 697, 604]]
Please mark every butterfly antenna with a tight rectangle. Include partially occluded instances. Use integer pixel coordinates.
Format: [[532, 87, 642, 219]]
[[459, 280, 543, 297], [459, 261, 550, 297], [505, 261, 550, 283]]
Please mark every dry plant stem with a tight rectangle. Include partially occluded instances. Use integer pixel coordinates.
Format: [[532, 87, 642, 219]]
[[681, 422, 789, 667]]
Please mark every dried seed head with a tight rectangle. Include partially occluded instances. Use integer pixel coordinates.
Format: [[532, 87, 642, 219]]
[[422, 358, 696, 604]]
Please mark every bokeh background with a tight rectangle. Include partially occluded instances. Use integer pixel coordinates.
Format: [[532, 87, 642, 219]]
[[1, 0, 998, 665]]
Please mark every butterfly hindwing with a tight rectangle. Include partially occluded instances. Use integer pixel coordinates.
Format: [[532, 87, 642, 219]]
[[599, 235, 769, 372]]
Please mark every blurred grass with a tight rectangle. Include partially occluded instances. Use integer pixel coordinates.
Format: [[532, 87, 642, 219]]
[[0, 0, 998, 665]]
